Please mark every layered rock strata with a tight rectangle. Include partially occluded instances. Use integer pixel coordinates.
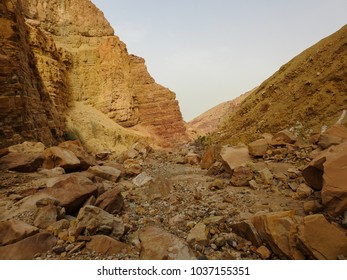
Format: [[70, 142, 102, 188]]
[[0, 0, 65, 148], [23, 0, 187, 147], [1, 0, 188, 150]]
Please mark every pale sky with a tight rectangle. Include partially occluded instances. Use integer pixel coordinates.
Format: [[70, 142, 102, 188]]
[[91, 0, 346, 121]]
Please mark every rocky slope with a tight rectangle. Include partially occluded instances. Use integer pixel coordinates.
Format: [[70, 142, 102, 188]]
[[189, 89, 254, 135], [1, 124, 347, 260], [215, 25, 347, 145], [0, 0, 188, 152]]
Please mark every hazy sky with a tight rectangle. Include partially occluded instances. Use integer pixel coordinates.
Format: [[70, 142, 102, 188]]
[[91, 0, 346, 121]]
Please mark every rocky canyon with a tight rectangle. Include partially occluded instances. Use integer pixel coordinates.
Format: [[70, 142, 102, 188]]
[[0, 0, 188, 153], [0, 0, 347, 261]]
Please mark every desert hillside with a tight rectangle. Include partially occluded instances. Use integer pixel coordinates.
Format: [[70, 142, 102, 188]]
[[189, 89, 254, 135], [215, 25, 347, 144]]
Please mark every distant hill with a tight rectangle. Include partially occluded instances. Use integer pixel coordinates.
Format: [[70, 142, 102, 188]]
[[188, 89, 254, 135], [214, 25, 347, 144]]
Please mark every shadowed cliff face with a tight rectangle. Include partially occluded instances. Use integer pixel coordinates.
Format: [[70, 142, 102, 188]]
[[0, 0, 188, 150], [0, 0, 65, 148]]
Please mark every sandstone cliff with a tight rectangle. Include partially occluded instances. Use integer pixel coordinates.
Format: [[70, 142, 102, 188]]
[[0, 0, 188, 151], [0, 0, 65, 148], [215, 25, 347, 144]]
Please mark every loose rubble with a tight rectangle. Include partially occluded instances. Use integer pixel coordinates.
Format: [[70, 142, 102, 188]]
[[1, 127, 347, 260]]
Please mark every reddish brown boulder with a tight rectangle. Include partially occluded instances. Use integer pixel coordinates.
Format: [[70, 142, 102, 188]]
[[303, 142, 347, 191], [88, 165, 121, 182], [0, 148, 9, 158], [220, 146, 252, 172], [271, 130, 297, 145], [297, 214, 347, 259], [0, 152, 44, 172], [86, 235, 131, 255], [139, 226, 196, 260], [318, 125, 347, 149], [230, 221, 262, 247], [200, 146, 220, 169], [58, 140, 97, 170], [33, 205, 58, 229], [0, 220, 39, 246], [40, 174, 98, 214], [230, 166, 253, 186], [71, 205, 124, 239], [123, 159, 142, 176], [43, 146, 81, 171], [252, 211, 303, 260], [248, 139, 268, 157], [94, 188, 124, 214], [0, 232, 56, 260], [321, 150, 347, 216]]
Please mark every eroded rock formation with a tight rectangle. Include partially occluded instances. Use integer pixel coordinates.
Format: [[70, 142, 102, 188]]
[[0, 0, 188, 151]]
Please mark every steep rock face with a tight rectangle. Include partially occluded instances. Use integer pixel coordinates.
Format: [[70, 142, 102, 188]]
[[215, 25, 347, 144], [23, 0, 187, 148], [0, 0, 65, 148]]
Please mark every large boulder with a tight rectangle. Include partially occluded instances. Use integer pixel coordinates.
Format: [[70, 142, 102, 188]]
[[41, 174, 98, 214], [43, 146, 81, 171], [8, 141, 45, 154], [297, 214, 347, 259], [271, 130, 297, 145], [58, 140, 97, 170], [318, 125, 347, 149], [71, 205, 124, 239], [252, 211, 303, 260], [248, 139, 268, 157], [220, 146, 252, 172], [0, 220, 39, 246], [0, 232, 56, 260], [86, 235, 131, 255], [139, 226, 196, 260], [200, 146, 220, 170], [302, 142, 347, 190], [321, 149, 347, 217], [0, 152, 44, 172]]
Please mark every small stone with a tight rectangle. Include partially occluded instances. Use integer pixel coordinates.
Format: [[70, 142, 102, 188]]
[[123, 159, 142, 176], [256, 245, 271, 259], [67, 242, 85, 255], [187, 223, 209, 246], [259, 168, 273, 185], [208, 179, 224, 190], [52, 245, 66, 254], [231, 166, 253, 186], [296, 183, 313, 199], [249, 180, 259, 190], [65, 244, 75, 251], [186, 153, 200, 165], [88, 166, 121, 182], [132, 172, 154, 187]]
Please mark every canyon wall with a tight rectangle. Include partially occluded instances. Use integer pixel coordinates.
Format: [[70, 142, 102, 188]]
[[0, 0, 188, 151], [0, 0, 65, 148]]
